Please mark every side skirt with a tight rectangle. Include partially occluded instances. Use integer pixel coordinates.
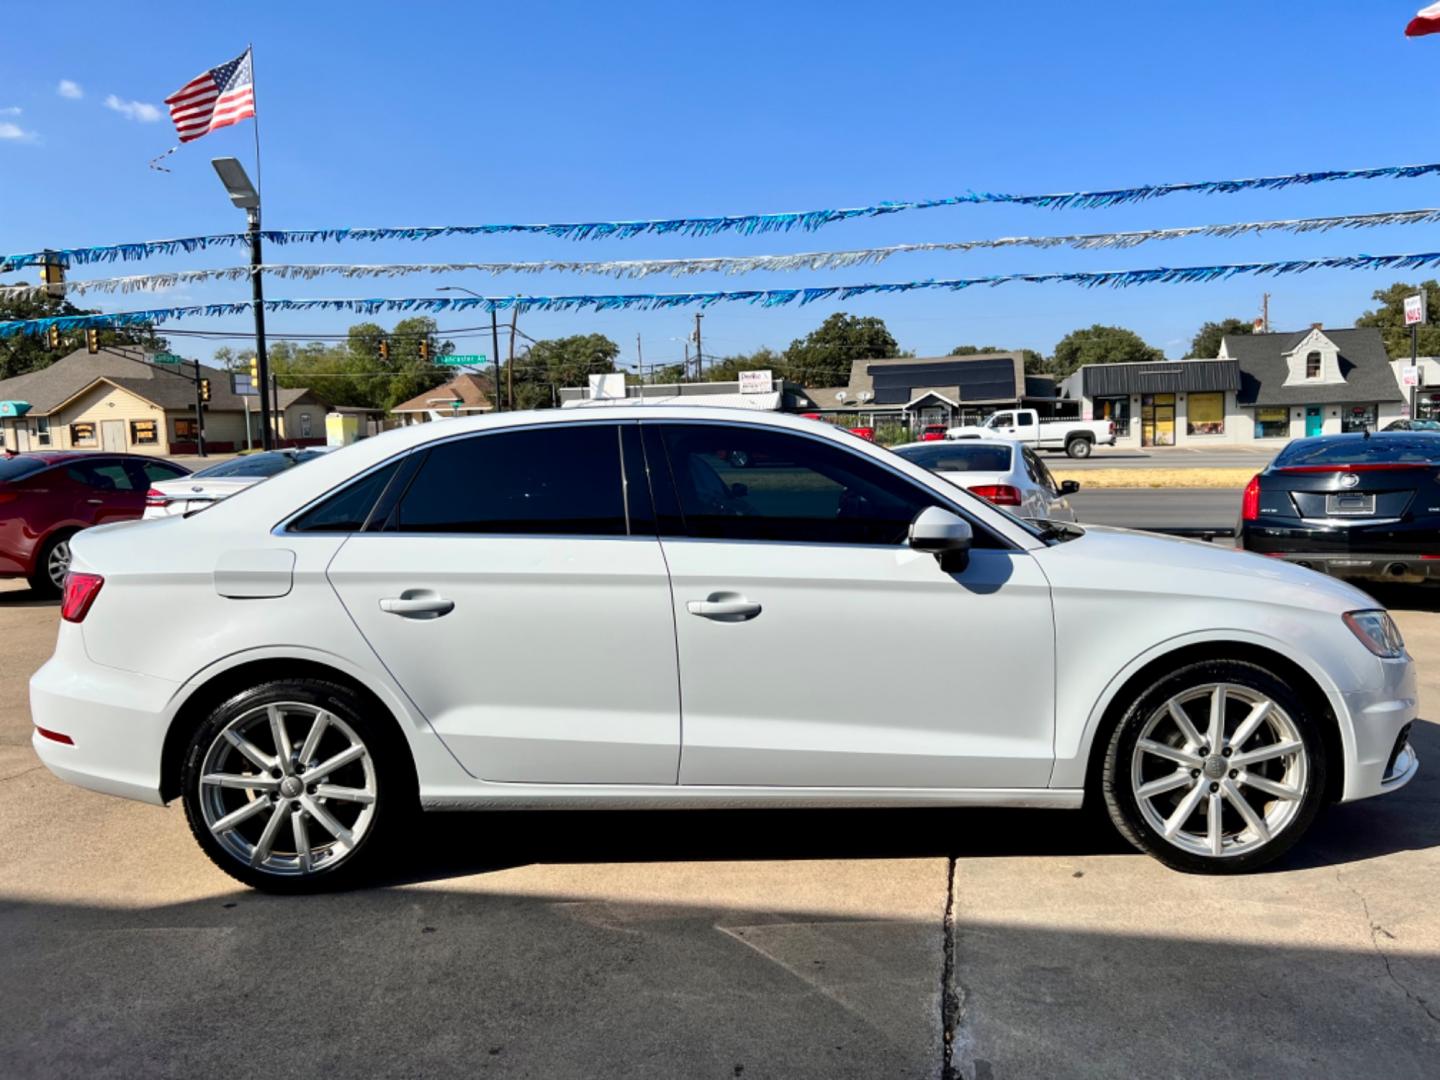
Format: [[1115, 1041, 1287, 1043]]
[[418, 785, 1084, 812]]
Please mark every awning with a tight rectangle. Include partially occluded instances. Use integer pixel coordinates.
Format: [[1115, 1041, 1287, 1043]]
[[562, 391, 783, 411]]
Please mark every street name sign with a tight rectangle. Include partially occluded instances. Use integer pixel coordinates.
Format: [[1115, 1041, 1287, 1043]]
[[153, 353, 183, 365], [438, 354, 486, 367]]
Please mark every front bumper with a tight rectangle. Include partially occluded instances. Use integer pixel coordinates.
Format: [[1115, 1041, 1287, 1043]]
[[29, 640, 178, 805], [1331, 655, 1420, 802]]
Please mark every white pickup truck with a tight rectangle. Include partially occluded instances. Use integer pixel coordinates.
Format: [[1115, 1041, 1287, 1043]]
[[946, 408, 1116, 458]]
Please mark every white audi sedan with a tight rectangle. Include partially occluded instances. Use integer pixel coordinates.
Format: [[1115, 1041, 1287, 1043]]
[[890, 438, 1078, 522], [31, 407, 1418, 891]]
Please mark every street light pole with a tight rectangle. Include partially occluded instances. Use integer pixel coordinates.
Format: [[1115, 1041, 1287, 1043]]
[[212, 157, 273, 449], [248, 207, 274, 449], [438, 286, 502, 412]]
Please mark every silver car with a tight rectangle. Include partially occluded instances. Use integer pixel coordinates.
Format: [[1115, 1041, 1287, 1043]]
[[891, 438, 1078, 521]]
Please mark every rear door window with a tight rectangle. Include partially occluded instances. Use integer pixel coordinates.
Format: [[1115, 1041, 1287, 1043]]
[[394, 424, 628, 535]]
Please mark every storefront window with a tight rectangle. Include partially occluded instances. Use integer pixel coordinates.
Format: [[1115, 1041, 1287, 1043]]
[[69, 421, 97, 446], [1186, 392, 1225, 436], [174, 418, 198, 440], [34, 417, 50, 446], [130, 419, 158, 445], [1418, 393, 1440, 421], [1254, 407, 1290, 438], [1094, 396, 1131, 437], [1341, 404, 1377, 434]]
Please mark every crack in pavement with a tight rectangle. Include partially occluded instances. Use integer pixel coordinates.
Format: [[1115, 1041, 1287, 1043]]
[[1336, 867, 1440, 1024], [939, 856, 967, 1080], [0, 764, 44, 784]]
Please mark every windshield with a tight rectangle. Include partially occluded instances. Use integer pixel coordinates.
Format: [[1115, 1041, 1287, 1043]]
[[192, 449, 325, 479], [894, 443, 1012, 472], [0, 455, 49, 482], [1274, 434, 1440, 467]]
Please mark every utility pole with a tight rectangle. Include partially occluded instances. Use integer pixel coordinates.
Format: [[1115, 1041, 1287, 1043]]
[[636, 334, 644, 384], [507, 307, 518, 411], [490, 307, 503, 412], [693, 313, 704, 379], [192, 358, 207, 457], [683, 341, 691, 379], [1260, 293, 1270, 333], [1412, 320, 1420, 420]]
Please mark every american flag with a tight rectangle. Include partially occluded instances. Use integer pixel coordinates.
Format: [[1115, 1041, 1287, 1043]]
[[164, 48, 255, 143]]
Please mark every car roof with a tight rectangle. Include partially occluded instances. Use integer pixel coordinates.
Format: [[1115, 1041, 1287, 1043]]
[[1284, 431, 1440, 448], [892, 436, 1017, 450], [3, 450, 132, 464]]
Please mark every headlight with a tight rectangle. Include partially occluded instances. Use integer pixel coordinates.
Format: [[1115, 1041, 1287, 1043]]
[[1343, 610, 1406, 659]]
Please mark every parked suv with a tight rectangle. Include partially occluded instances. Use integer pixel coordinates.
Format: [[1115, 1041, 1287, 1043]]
[[0, 451, 189, 595]]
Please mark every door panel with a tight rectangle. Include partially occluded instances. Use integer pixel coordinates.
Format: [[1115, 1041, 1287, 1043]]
[[666, 541, 1055, 788], [327, 535, 681, 783], [100, 421, 125, 452]]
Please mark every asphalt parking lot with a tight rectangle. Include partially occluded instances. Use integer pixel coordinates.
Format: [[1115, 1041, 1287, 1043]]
[[2, 577, 1437, 1079]]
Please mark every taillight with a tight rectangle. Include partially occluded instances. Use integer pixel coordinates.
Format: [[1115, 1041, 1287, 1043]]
[[1107, 421, 1115, 436], [60, 572, 103, 623], [968, 483, 1023, 506], [145, 487, 169, 508], [1242, 474, 1261, 521]]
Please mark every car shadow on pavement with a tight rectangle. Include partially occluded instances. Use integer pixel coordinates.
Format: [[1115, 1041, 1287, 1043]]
[[0, 585, 57, 608], [380, 717, 1439, 887]]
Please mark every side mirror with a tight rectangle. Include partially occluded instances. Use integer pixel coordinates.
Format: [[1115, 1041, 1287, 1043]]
[[909, 507, 973, 572], [729, 482, 749, 498], [1060, 479, 1081, 495]]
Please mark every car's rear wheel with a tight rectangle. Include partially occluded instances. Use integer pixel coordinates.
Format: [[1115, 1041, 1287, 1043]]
[[1065, 436, 1093, 458], [27, 533, 74, 597], [1101, 659, 1327, 873], [180, 679, 411, 893]]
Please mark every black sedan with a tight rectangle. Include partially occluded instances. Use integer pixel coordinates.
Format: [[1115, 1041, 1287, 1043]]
[[1238, 432, 1440, 583]]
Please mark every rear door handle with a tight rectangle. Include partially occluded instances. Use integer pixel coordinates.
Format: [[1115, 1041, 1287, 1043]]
[[380, 591, 455, 619], [686, 594, 762, 621], [86, 498, 104, 505]]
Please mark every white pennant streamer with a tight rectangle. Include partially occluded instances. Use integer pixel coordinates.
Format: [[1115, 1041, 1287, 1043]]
[[5, 207, 1440, 302]]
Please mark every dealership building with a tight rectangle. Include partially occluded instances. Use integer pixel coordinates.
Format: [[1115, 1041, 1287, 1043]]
[[1060, 326, 1407, 447]]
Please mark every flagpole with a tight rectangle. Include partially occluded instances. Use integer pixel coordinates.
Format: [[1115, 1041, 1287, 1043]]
[[248, 43, 262, 200]]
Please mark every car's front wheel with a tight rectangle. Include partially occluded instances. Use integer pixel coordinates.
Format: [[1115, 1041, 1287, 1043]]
[[181, 679, 411, 892], [1101, 659, 1327, 873]]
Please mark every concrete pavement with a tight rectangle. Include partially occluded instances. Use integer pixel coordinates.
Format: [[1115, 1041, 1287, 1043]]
[[1055, 445, 1278, 469], [1070, 488, 1242, 530], [1, 578, 1437, 1078]]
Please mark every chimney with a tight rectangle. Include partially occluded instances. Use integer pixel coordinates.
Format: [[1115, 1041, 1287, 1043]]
[[1311, 322, 1323, 330]]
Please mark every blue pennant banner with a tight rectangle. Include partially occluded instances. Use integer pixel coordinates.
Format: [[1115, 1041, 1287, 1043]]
[[5, 208, 1440, 301], [6, 250, 1440, 338], [5, 162, 1440, 271]]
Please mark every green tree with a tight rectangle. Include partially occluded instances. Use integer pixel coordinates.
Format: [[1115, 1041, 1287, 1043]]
[[508, 333, 621, 410], [949, 344, 1048, 374], [782, 313, 899, 387], [0, 282, 167, 381], [263, 316, 456, 412], [1049, 324, 1163, 378], [1356, 280, 1440, 358], [1189, 318, 1253, 359], [702, 347, 785, 383]]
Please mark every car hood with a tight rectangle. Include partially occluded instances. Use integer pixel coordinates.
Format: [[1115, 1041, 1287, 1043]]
[[1032, 524, 1379, 614]]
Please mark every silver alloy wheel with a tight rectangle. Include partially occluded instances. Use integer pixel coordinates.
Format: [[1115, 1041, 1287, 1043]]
[[47, 539, 71, 590], [198, 702, 377, 876], [1130, 682, 1307, 859]]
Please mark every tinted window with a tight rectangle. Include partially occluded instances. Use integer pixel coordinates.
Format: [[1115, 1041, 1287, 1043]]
[[1028, 451, 1060, 495], [1274, 435, 1440, 467], [195, 450, 323, 479], [658, 424, 938, 545], [395, 425, 626, 535], [290, 460, 402, 533], [0, 456, 48, 482], [137, 460, 189, 483], [894, 443, 1012, 473], [67, 460, 138, 491]]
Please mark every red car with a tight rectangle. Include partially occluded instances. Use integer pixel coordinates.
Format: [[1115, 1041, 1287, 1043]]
[[919, 424, 948, 441], [0, 451, 190, 595], [846, 426, 876, 442]]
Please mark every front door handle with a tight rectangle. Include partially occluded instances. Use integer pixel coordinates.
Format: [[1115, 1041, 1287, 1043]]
[[686, 593, 762, 622], [379, 590, 455, 619], [86, 498, 104, 505]]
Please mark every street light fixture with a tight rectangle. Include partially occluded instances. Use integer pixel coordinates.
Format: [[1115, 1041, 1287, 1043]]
[[212, 156, 274, 448], [438, 285, 502, 412]]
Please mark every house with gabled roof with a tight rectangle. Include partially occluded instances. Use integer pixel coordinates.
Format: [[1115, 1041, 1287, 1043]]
[[0, 348, 326, 455]]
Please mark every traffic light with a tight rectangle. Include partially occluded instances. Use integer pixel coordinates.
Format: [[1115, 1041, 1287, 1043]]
[[199, 378, 212, 403], [46, 325, 59, 350], [248, 356, 259, 383], [378, 339, 390, 363], [85, 328, 99, 354], [38, 252, 65, 297], [418, 339, 430, 363]]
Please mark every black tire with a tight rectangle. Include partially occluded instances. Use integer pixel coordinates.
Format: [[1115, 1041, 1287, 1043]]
[[1101, 659, 1328, 874], [1065, 436, 1093, 459], [180, 678, 415, 893], [26, 531, 75, 597]]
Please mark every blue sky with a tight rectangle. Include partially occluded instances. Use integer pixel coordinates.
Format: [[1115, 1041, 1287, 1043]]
[[3, 1, 1439, 369]]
